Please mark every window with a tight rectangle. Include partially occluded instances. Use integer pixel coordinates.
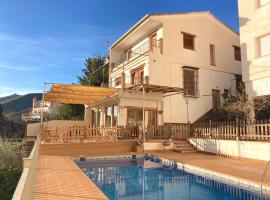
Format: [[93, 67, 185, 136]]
[[259, 34, 270, 57], [235, 75, 243, 93], [131, 66, 144, 85], [151, 32, 158, 47], [233, 46, 241, 61], [259, 0, 270, 6], [115, 77, 121, 86], [183, 66, 199, 96], [127, 108, 143, 126], [127, 49, 132, 61], [210, 44, 216, 66], [182, 32, 196, 50]]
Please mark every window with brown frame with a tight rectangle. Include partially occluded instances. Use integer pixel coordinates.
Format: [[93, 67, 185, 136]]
[[127, 108, 143, 126], [210, 44, 216, 66], [115, 77, 121, 86], [182, 32, 195, 50], [233, 46, 241, 61], [126, 49, 132, 61], [151, 32, 158, 47], [131, 66, 144, 85], [183, 67, 199, 96]]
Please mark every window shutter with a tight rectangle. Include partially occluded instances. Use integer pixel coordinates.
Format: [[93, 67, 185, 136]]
[[183, 69, 196, 96], [183, 34, 195, 50]]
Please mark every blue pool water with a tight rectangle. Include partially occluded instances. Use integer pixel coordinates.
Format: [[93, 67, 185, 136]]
[[77, 157, 264, 200]]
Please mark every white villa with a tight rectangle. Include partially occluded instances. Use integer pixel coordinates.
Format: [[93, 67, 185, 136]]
[[82, 12, 242, 128], [238, 0, 270, 98]]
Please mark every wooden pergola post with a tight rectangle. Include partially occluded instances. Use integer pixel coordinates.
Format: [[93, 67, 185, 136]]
[[95, 109, 99, 127], [84, 105, 91, 124], [101, 107, 106, 127], [89, 108, 92, 126], [111, 106, 114, 127]]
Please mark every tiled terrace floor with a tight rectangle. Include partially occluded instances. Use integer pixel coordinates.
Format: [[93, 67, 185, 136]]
[[34, 155, 108, 200], [152, 151, 270, 186], [34, 150, 270, 199]]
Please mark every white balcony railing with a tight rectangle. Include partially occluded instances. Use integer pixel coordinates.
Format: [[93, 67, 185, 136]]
[[111, 40, 149, 70]]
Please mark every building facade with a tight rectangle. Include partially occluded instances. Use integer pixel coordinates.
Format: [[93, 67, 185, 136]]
[[21, 97, 59, 122], [238, 0, 270, 97], [85, 12, 242, 128]]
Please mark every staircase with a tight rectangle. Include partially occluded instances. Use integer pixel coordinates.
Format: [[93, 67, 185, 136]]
[[172, 140, 196, 153]]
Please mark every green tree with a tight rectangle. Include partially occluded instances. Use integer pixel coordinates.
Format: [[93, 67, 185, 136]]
[[57, 104, 84, 120], [57, 56, 108, 120], [78, 56, 109, 86], [223, 83, 252, 121]]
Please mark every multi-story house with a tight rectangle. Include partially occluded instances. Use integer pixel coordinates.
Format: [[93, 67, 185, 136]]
[[238, 0, 270, 97], [84, 12, 241, 129], [108, 12, 241, 126]]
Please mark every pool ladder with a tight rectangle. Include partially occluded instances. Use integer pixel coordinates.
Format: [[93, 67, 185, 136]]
[[260, 160, 270, 198]]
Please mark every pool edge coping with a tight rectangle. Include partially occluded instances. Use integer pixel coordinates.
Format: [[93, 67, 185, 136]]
[[151, 154, 270, 198]]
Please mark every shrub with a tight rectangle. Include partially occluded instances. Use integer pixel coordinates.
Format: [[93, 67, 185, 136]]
[[0, 138, 22, 200]]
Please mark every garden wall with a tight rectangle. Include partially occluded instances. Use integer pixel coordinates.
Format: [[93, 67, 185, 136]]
[[189, 138, 270, 161]]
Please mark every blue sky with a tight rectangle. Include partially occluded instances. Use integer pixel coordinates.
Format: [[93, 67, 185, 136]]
[[0, 0, 239, 97]]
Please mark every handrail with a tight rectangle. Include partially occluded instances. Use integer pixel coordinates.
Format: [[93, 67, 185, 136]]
[[260, 160, 270, 197]]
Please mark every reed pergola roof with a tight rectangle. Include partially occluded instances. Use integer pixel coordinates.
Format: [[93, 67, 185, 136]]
[[44, 84, 119, 105]]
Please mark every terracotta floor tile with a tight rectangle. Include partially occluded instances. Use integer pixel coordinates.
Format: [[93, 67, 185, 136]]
[[34, 155, 108, 200]]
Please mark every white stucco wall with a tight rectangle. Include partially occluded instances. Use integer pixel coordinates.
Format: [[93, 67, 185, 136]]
[[149, 13, 241, 123], [238, 0, 270, 97], [189, 138, 270, 161]]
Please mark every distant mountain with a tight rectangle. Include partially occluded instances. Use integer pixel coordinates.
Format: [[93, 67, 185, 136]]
[[0, 94, 21, 104], [1, 93, 42, 114]]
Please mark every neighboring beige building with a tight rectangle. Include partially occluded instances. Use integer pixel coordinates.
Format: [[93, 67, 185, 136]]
[[238, 0, 270, 97], [21, 97, 60, 122], [85, 12, 241, 127]]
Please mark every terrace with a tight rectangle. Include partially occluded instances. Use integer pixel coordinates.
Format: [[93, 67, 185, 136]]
[[12, 84, 270, 200]]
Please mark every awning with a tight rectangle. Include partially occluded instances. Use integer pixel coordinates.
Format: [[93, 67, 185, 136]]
[[44, 84, 119, 105]]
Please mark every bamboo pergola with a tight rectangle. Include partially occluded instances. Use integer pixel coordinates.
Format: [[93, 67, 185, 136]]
[[44, 84, 119, 105]]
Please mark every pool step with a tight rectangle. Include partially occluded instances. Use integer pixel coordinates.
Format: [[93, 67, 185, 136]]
[[172, 140, 196, 153]]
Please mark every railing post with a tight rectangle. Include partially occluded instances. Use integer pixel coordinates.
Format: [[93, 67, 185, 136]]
[[209, 120, 212, 139], [236, 118, 240, 141], [188, 122, 191, 139]]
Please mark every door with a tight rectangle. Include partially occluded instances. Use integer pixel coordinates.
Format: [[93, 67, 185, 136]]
[[147, 110, 157, 127], [212, 89, 221, 113]]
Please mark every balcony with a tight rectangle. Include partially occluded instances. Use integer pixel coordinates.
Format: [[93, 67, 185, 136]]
[[111, 75, 149, 89], [110, 40, 150, 72]]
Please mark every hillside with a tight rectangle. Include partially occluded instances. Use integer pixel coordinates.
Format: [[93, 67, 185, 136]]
[[0, 117, 26, 137], [1, 93, 42, 114], [0, 94, 21, 104]]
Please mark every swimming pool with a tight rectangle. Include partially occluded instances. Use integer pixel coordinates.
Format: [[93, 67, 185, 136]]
[[76, 156, 265, 200]]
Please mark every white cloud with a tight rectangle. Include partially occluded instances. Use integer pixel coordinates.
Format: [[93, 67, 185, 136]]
[[0, 64, 37, 71]]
